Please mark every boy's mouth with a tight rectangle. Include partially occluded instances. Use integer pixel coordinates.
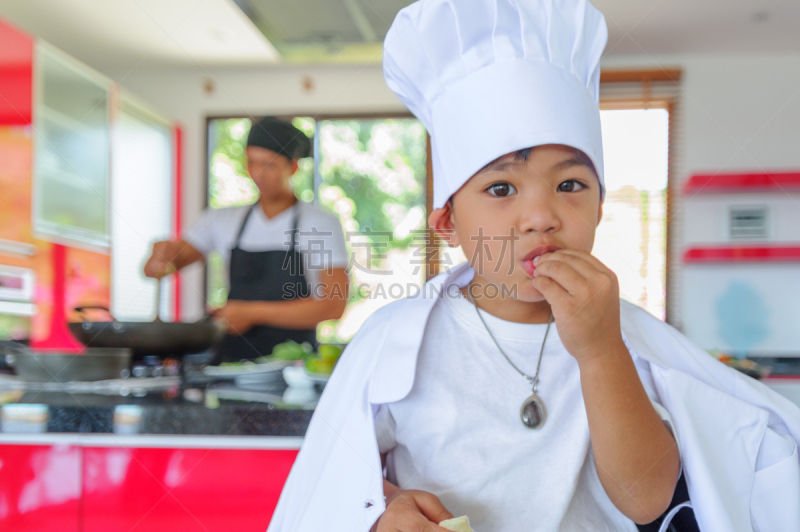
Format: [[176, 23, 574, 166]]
[[521, 245, 561, 277]]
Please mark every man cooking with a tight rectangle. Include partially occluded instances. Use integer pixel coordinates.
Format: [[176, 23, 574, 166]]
[[144, 116, 349, 362]]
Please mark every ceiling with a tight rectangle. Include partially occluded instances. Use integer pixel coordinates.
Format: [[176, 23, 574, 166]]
[[0, 0, 798, 72], [0, 0, 281, 71]]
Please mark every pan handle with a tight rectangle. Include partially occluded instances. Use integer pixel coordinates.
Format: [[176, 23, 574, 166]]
[[73, 306, 118, 322]]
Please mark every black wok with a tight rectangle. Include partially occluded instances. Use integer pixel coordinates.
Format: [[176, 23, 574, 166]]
[[69, 306, 226, 357]]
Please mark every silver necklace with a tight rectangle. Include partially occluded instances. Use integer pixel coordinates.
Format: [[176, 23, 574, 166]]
[[468, 292, 553, 430]]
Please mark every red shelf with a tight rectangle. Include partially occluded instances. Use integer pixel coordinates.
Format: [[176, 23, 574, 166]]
[[683, 246, 800, 263], [683, 172, 800, 194]]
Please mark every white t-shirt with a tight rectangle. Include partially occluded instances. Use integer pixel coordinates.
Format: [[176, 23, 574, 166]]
[[374, 292, 674, 531], [184, 201, 349, 296]]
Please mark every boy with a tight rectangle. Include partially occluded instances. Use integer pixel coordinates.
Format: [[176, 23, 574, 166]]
[[268, 1, 800, 531]]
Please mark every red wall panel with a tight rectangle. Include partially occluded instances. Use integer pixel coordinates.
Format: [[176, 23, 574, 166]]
[[0, 18, 33, 126]]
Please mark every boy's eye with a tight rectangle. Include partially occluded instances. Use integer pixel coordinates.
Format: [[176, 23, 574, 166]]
[[557, 180, 587, 193], [485, 182, 517, 197]]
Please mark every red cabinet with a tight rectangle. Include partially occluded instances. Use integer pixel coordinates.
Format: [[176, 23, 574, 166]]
[[82, 447, 298, 532], [0, 442, 299, 532], [0, 444, 81, 532]]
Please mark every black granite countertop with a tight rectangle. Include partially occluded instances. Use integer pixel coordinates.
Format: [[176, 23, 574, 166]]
[[0, 373, 317, 437]]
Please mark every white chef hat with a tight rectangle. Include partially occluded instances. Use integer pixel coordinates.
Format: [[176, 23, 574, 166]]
[[383, 0, 608, 209]]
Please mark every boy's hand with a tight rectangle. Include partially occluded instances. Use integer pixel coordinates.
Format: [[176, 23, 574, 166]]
[[377, 490, 454, 532], [532, 249, 624, 365]]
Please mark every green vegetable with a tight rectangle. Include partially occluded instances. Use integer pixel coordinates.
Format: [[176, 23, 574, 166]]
[[303, 344, 345, 374], [318, 344, 343, 360], [270, 340, 314, 360], [305, 357, 336, 374]]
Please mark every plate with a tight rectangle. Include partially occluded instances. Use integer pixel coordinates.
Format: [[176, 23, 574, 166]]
[[211, 384, 286, 405], [203, 359, 295, 378]]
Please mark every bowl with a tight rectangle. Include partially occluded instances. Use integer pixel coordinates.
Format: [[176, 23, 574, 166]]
[[282, 366, 314, 390]]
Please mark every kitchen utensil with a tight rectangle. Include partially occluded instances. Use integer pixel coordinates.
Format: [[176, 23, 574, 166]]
[[154, 276, 162, 322], [303, 369, 332, 384], [153, 264, 175, 323], [282, 365, 315, 390], [69, 306, 226, 357], [5, 346, 132, 382]]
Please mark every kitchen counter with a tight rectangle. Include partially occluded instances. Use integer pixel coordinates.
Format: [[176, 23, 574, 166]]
[[1, 391, 313, 437], [0, 372, 314, 531], [0, 371, 317, 438]]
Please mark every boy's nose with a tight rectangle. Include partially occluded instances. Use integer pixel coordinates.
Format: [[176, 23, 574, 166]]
[[519, 196, 560, 235]]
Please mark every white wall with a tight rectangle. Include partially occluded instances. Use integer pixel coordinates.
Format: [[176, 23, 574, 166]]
[[604, 52, 800, 341], [110, 53, 800, 329]]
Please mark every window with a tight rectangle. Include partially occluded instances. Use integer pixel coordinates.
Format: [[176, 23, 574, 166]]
[[594, 108, 670, 320], [206, 115, 428, 342], [597, 69, 682, 321], [205, 117, 315, 310]]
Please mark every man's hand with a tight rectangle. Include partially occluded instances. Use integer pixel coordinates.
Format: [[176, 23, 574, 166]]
[[212, 301, 256, 335], [377, 489, 454, 532], [143, 240, 203, 278], [144, 241, 180, 278], [531, 249, 623, 364]]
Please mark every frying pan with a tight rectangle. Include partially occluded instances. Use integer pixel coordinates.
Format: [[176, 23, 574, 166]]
[[69, 306, 226, 357]]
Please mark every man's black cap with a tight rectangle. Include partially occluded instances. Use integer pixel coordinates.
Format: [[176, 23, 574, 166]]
[[246, 116, 312, 160]]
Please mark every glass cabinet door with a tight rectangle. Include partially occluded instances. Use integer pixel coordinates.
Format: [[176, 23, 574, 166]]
[[33, 43, 110, 249]]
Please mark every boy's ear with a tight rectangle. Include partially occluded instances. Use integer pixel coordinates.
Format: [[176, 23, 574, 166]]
[[429, 204, 460, 248], [290, 159, 299, 175], [596, 201, 603, 225]]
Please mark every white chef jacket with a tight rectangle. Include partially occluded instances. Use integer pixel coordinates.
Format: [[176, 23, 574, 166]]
[[267, 262, 800, 532]]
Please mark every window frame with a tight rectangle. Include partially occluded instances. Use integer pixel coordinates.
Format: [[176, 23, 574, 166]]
[[599, 68, 682, 324]]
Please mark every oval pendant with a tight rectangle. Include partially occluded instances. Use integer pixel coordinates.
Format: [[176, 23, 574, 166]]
[[520, 394, 546, 430]]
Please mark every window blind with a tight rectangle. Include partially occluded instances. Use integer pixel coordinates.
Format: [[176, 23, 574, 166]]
[[110, 97, 173, 321]]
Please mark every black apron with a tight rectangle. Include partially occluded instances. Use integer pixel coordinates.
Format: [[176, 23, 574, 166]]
[[214, 203, 317, 363]]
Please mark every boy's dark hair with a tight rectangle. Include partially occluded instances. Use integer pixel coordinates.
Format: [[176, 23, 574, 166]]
[[446, 146, 600, 206]]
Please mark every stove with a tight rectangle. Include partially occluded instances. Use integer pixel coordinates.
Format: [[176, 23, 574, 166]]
[[0, 374, 180, 396]]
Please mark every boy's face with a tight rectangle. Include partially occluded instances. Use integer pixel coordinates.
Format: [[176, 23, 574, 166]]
[[246, 146, 299, 201], [436, 144, 602, 303]]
